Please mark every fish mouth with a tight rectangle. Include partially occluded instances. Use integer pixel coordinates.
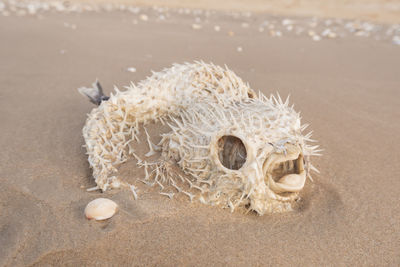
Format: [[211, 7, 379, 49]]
[[263, 146, 306, 194]]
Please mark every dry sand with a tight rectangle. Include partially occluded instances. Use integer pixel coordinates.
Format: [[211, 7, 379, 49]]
[[0, 7, 400, 266]]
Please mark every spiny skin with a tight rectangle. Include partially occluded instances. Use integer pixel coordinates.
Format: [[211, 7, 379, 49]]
[[161, 99, 317, 214], [82, 61, 320, 215], [83, 62, 255, 191]]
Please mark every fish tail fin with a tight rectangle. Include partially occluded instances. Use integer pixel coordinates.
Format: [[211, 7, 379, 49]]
[[78, 80, 109, 106]]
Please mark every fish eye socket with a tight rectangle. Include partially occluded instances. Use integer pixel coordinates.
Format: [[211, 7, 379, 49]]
[[217, 135, 247, 170]]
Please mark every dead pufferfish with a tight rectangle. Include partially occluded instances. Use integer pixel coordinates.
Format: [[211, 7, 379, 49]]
[[78, 61, 320, 215]]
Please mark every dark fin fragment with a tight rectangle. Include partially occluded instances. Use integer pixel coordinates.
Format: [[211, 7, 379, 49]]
[[78, 80, 109, 106]]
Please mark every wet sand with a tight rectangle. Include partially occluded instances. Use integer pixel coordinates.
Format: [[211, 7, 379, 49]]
[[0, 8, 400, 266]]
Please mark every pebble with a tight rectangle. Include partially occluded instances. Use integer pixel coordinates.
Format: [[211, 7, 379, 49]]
[[393, 36, 400, 45], [308, 30, 316, 36], [192, 23, 202, 30], [139, 14, 148, 21], [295, 27, 305, 35], [322, 29, 337, 38], [309, 21, 317, 28], [282, 19, 293, 26], [63, 22, 77, 30], [126, 67, 137, 73], [312, 35, 321, 41], [128, 6, 140, 14], [327, 32, 337, 38], [0, 0, 398, 47], [324, 19, 332, 26], [237, 46, 243, 52], [355, 30, 368, 37]]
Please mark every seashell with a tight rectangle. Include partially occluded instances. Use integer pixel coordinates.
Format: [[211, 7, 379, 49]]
[[85, 198, 118, 220]]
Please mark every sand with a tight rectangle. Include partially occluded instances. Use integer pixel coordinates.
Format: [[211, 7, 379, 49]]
[[57, 0, 400, 24], [0, 5, 400, 266]]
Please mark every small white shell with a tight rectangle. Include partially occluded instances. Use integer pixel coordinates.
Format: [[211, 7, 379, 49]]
[[85, 198, 118, 221]]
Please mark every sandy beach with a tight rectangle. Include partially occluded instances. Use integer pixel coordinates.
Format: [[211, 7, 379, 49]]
[[0, 1, 400, 266]]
